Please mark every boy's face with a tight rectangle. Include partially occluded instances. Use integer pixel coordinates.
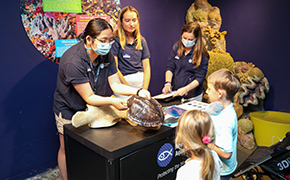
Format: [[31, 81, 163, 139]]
[[206, 83, 220, 103]]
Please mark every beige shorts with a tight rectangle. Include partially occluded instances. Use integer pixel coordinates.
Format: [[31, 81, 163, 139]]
[[55, 113, 71, 134]]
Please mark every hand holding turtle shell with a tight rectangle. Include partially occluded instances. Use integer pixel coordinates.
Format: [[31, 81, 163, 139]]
[[137, 88, 151, 99], [111, 97, 128, 110]]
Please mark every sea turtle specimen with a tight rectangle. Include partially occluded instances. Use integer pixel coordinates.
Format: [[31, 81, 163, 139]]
[[127, 95, 164, 129]]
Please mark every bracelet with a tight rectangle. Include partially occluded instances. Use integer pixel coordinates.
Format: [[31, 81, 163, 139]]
[[165, 81, 171, 85], [136, 88, 143, 96]]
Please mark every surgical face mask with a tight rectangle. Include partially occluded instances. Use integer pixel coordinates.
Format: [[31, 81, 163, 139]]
[[91, 41, 112, 55], [182, 38, 196, 48]]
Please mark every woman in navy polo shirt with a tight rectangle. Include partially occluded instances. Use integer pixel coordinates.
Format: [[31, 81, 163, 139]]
[[53, 18, 150, 180], [162, 22, 209, 101], [111, 6, 151, 99]]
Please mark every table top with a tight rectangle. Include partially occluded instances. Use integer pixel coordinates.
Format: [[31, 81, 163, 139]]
[[64, 120, 175, 160]]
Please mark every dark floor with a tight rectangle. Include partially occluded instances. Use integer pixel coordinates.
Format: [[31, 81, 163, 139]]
[[26, 143, 270, 180]]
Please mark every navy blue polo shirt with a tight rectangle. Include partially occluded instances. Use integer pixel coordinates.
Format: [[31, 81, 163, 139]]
[[111, 36, 150, 76], [166, 43, 208, 98], [53, 41, 117, 119]]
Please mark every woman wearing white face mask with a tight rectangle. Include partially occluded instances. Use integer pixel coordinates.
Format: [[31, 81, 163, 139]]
[[53, 18, 151, 180], [162, 22, 209, 102]]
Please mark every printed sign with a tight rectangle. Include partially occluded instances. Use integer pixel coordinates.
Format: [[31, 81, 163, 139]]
[[43, 0, 82, 13], [157, 143, 174, 167], [55, 39, 78, 58], [76, 15, 110, 36]]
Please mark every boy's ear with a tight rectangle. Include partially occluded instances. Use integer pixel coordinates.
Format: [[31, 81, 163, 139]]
[[218, 89, 226, 98]]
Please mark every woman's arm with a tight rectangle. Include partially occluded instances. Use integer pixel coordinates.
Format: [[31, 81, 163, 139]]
[[73, 82, 128, 110], [142, 58, 151, 90], [162, 70, 173, 94], [173, 79, 199, 97], [108, 73, 151, 98], [173, 55, 208, 97]]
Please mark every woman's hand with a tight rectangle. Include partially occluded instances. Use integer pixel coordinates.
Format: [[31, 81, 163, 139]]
[[162, 83, 172, 94], [111, 98, 128, 110], [173, 87, 188, 97], [138, 89, 151, 99]]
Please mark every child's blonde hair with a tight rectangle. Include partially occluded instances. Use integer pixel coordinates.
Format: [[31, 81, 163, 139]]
[[207, 68, 241, 101], [175, 110, 215, 180]]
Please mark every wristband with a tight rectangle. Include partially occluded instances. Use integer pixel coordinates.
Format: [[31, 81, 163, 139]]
[[136, 88, 143, 96], [165, 81, 171, 85]]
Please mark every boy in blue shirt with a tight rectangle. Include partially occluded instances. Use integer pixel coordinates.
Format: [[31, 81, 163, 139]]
[[205, 69, 241, 180]]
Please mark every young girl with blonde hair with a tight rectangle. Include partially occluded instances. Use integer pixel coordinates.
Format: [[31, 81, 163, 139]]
[[175, 110, 222, 180]]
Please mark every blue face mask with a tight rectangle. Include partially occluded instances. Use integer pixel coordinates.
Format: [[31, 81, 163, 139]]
[[182, 38, 196, 48], [92, 41, 112, 55]]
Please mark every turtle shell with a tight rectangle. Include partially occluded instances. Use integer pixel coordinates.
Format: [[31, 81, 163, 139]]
[[127, 95, 164, 127]]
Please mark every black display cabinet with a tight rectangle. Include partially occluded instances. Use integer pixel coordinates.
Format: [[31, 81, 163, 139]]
[[64, 120, 186, 180]]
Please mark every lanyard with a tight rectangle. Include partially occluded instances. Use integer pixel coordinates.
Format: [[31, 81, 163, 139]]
[[89, 60, 103, 93], [85, 44, 103, 93], [94, 63, 104, 84]]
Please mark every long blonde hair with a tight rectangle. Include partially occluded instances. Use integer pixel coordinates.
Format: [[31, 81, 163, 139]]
[[114, 6, 143, 50], [175, 110, 215, 180], [177, 22, 209, 68]]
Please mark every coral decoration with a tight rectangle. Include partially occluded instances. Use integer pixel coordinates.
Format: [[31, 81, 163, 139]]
[[203, 25, 227, 51], [238, 76, 269, 107], [233, 62, 270, 108], [187, 0, 270, 111], [202, 49, 235, 91], [186, 0, 221, 31], [186, 0, 226, 51], [206, 50, 234, 79]]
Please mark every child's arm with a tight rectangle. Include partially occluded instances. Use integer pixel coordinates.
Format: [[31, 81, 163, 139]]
[[207, 143, 232, 159]]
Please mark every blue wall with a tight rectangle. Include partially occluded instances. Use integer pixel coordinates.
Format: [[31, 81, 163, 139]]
[[1, 0, 289, 179], [0, 1, 59, 179]]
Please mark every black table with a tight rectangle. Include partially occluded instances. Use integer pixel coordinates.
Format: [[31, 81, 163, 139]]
[[64, 119, 186, 180]]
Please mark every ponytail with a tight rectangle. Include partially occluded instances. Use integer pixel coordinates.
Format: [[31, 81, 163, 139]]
[[200, 148, 215, 180]]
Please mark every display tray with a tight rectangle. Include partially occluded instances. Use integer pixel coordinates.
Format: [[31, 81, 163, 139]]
[[64, 120, 175, 160]]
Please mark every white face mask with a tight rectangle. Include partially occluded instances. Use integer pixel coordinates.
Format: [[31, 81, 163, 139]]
[[182, 38, 196, 48]]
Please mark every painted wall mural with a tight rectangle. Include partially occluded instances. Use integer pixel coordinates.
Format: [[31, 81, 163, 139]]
[[20, 0, 121, 63]]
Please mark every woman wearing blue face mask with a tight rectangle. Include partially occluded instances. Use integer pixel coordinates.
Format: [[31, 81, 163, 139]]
[[53, 18, 151, 180], [162, 22, 209, 101]]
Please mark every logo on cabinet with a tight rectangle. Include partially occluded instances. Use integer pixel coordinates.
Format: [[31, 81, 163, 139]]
[[157, 143, 174, 167]]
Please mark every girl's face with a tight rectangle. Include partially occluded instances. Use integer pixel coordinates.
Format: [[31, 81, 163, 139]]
[[121, 11, 138, 34]]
